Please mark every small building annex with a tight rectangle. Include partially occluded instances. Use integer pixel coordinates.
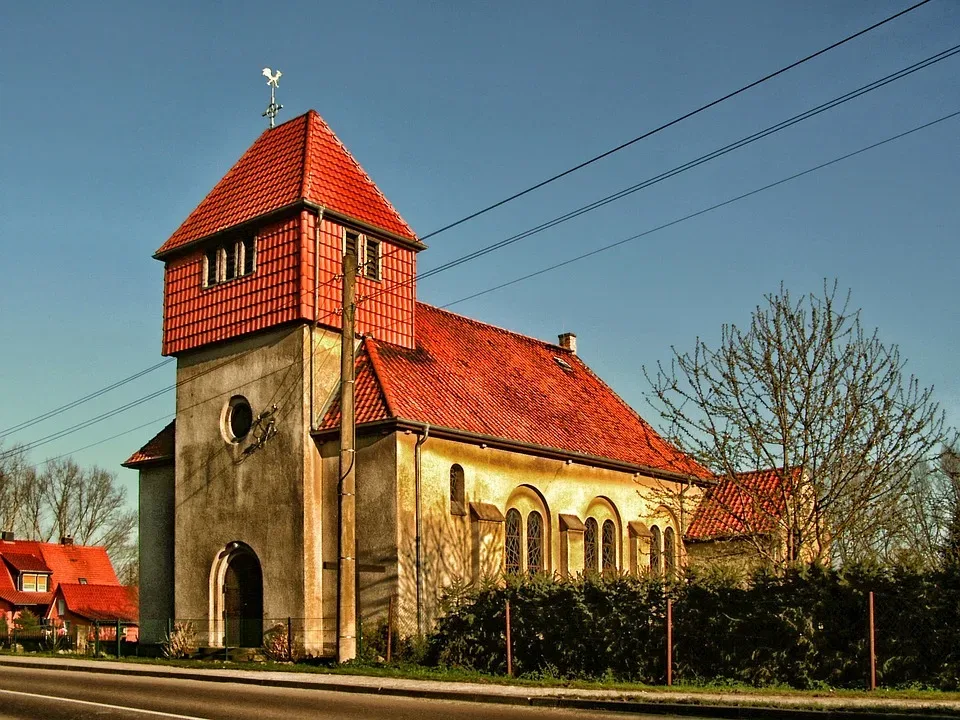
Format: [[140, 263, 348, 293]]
[[124, 109, 717, 655]]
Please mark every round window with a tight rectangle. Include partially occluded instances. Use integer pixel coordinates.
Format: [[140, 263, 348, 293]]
[[225, 397, 254, 442]]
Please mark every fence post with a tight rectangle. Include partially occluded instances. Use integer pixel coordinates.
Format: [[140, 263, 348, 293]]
[[94, 621, 100, 656], [167, 617, 173, 639], [116, 619, 122, 658], [505, 599, 513, 677], [868, 591, 876, 691], [666, 597, 673, 686], [287, 617, 293, 661], [386, 595, 394, 664]]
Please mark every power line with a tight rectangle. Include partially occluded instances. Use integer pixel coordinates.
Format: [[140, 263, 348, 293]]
[[0, 358, 173, 438], [441, 109, 960, 309], [7, 1, 930, 430], [416, 0, 935, 241], [361, 42, 960, 306], [18, 107, 958, 465]]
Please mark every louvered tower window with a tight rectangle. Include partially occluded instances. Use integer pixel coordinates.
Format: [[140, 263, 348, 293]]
[[505, 509, 522, 575], [601, 519, 616, 572], [527, 511, 543, 574], [584, 518, 599, 574]]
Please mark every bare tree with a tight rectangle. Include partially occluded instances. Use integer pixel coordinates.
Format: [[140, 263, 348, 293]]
[[646, 282, 948, 566]]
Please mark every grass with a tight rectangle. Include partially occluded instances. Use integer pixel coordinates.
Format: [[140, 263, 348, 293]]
[[4, 648, 960, 704]]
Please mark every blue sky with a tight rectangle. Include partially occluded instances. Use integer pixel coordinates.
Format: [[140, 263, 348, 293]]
[[1, 0, 958, 507]]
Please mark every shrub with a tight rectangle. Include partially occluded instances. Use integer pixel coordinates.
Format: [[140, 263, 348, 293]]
[[162, 621, 198, 659]]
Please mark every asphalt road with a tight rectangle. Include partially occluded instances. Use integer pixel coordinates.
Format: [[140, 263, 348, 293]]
[[0, 666, 715, 720]]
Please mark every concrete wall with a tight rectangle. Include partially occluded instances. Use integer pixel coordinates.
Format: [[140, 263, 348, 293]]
[[172, 322, 341, 644], [138, 464, 175, 643]]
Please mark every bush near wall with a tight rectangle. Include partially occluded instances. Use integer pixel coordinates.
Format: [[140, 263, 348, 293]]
[[426, 564, 960, 689]]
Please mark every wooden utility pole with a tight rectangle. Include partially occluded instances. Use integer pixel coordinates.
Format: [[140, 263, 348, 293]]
[[337, 233, 358, 663]]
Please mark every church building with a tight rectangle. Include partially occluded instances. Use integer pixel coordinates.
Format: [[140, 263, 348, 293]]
[[124, 109, 715, 656]]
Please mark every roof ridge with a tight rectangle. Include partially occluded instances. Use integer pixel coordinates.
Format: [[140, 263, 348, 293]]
[[300, 111, 314, 199], [416, 302, 574, 354], [362, 337, 397, 419], [312, 112, 417, 240]]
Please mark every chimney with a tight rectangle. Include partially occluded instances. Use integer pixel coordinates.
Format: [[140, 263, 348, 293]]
[[1, 530, 13, 542], [60, 535, 74, 546], [558, 332, 577, 355]]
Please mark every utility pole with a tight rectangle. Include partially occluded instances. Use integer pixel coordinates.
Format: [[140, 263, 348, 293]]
[[337, 232, 358, 662]]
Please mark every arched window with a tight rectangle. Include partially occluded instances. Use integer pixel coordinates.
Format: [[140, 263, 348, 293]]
[[505, 509, 522, 574], [664, 527, 676, 578], [527, 511, 543, 574], [650, 525, 662, 576], [601, 519, 616, 572], [449, 465, 465, 515], [584, 518, 599, 574]]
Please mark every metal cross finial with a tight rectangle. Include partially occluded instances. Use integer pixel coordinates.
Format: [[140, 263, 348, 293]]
[[261, 67, 283, 129]]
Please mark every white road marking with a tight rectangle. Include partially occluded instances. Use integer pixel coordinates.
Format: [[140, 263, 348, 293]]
[[0, 688, 210, 719]]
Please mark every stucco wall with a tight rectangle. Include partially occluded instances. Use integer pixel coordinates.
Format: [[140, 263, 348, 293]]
[[138, 463, 175, 643], [172, 322, 341, 640]]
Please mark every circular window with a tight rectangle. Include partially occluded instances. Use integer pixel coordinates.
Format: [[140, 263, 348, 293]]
[[225, 396, 254, 442]]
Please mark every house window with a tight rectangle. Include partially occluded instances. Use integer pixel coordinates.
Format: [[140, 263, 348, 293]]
[[584, 518, 599, 574], [21, 574, 36, 592], [36, 574, 48, 592], [78, 577, 87, 585], [664, 527, 676, 578], [449, 465, 466, 515], [363, 237, 381, 281], [57, 598, 65, 615], [505, 509, 522, 575], [601, 520, 616, 572], [526, 511, 543, 574], [650, 525, 662, 576]]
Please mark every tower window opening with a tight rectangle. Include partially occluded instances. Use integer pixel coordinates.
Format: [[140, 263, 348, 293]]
[[363, 237, 381, 281]]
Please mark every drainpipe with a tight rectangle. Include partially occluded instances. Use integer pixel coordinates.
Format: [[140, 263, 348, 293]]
[[414, 423, 430, 636], [309, 208, 325, 432]]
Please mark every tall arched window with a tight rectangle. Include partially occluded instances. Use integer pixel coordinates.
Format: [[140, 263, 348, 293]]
[[584, 518, 599, 574], [505, 509, 522, 574], [664, 526, 676, 578], [601, 519, 616, 572], [527, 511, 543, 574], [449, 465, 465, 515], [650, 525, 662, 576]]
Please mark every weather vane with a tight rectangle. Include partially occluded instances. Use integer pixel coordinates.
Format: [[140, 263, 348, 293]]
[[261, 67, 283, 129]]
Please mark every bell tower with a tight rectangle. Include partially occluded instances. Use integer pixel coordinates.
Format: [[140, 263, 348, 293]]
[[150, 110, 423, 649]]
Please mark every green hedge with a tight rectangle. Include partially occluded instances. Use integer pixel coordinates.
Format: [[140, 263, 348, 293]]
[[426, 564, 960, 689]]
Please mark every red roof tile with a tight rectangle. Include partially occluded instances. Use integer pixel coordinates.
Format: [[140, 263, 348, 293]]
[[0, 590, 53, 607], [1, 552, 51, 573], [0, 540, 119, 611], [686, 468, 799, 540], [57, 584, 138, 623], [320, 303, 710, 479], [122, 420, 175, 468], [156, 110, 417, 257]]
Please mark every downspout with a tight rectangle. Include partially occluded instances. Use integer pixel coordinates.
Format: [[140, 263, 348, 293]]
[[414, 423, 430, 636], [309, 208, 325, 431]]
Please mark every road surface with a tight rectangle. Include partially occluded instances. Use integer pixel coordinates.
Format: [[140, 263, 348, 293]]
[[0, 666, 719, 719]]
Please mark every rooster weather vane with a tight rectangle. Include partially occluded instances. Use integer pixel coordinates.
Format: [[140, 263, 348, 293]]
[[261, 67, 283, 128]]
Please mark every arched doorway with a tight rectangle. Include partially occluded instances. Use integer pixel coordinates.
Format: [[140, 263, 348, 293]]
[[220, 545, 263, 648]]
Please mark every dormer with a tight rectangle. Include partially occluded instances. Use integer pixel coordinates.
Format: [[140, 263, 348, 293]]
[[2, 552, 52, 593], [155, 110, 425, 356]]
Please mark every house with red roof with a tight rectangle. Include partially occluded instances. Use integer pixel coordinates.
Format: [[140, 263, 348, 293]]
[[124, 108, 716, 655], [685, 467, 810, 568], [47, 583, 139, 645], [0, 534, 136, 641]]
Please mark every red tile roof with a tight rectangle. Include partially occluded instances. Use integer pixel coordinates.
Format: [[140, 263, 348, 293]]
[[0, 590, 53, 607], [122, 420, 175, 468], [156, 110, 417, 257], [0, 540, 119, 606], [1, 552, 51, 573], [686, 468, 799, 540], [319, 303, 711, 479], [56, 584, 138, 623]]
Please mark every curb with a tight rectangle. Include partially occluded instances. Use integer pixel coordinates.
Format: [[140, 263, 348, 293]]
[[2, 658, 959, 720]]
